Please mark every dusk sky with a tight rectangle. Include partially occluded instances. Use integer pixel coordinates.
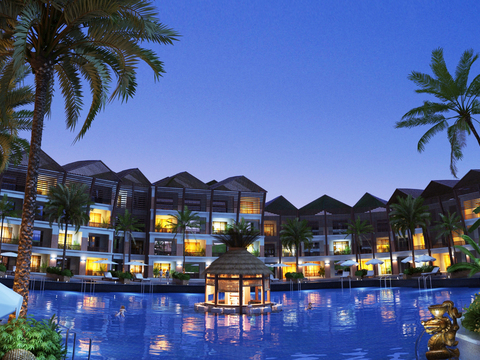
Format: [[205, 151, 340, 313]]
[[27, 0, 480, 208]]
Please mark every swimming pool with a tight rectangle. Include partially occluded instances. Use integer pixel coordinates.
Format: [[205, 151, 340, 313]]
[[20, 287, 476, 359]]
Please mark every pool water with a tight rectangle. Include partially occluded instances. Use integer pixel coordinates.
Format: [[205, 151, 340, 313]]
[[22, 287, 476, 359]]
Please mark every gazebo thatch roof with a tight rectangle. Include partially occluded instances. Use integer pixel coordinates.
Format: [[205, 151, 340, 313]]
[[206, 248, 273, 276]]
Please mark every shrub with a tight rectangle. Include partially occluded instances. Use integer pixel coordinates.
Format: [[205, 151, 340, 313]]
[[355, 269, 368, 277], [318, 267, 325, 277], [61, 269, 73, 277], [462, 292, 480, 333], [0, 315, 66, 360], [285, 272, 304, 280], [171, 271, 190, 281], [403, 265, 433, 275], [46, 267, 62, 275], [119, 272, 132, 280], [0, 264, 6, 272]]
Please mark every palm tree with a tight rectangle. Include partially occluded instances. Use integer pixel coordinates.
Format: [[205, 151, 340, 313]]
[[0, 67, 33, 172], [280, 218, 313, 273], [44, 184, 92, 271], [434, 211, 464, 266], [396, 48, 480, 177], [0, 194, 17, 254], [389, 195, 431, 267], [169, 206, 202, 272], [447, 235, 480, 277], [212, 218, 260, 249], [345, 217, 374, 265], [0, 0, 178, 316], [115, 210, 143, 272]]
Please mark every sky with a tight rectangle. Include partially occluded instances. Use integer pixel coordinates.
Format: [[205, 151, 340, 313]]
[[23, 0, 480, 208]]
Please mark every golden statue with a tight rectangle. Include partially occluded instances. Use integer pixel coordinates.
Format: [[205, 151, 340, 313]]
[[421, 300, 462, 360]]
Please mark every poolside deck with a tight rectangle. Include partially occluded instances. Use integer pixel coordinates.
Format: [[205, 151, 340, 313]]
[[1, 274, 479, 294]]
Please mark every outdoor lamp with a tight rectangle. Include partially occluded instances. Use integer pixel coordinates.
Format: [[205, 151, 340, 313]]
[[51, 254, 57, 260]]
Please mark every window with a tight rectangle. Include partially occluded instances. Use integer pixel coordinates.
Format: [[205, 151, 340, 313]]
[[212, 221, 227, 233], [58, 233, 73, 246], [185, 199, 201, 211], [463, 198, 480, 220], [264, 223, 275, 236], [1, 175, 17, 191], [332, 220, 348, 234], [32, 230, 42, 244], [376, 219, 390, 232], [376, 238, 390, 253], [89, 212, 102, 227], [212, 200, 227, 213], [333, 241, 350, 255], [117, 190, 128, 208], [240, 197, 260, 214], [157, 197, 174, 210]]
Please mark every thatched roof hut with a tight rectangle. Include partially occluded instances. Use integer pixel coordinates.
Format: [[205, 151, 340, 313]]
[[204, 248, 273, 314], [206, 248, 273, 276]]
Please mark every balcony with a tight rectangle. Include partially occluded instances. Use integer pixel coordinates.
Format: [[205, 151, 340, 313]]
[[2, 237, 19, 245], [185, 251, 206, 257], [414, 245, 426, 250], [87, 246, 108, 253], [155, 250, 173, 256], [58, 243, 81, 250]]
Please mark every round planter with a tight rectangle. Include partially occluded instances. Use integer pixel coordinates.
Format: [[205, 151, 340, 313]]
[[457, 323, 480, 359], [448, 270, 470, 279], [0, 271, 5, 278], [173, 278, 189, 285], [121, 278, 131, 284]]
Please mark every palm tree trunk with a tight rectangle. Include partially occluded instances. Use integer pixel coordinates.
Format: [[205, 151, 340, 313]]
[[13, 65, 53, 318], [409, 229, 416, 268], [182, 230, 186, 273], [62, 222, 69, 271], [448, 233, 454, 266], [0, 216, 4, 254], [466, 117, 480, 147], [123, 230, 126, 272], [295, 243, 299, 273]]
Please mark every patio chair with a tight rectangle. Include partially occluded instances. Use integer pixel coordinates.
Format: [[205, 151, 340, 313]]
[[134, 273, 151, 282], [102, 272, 119, 281], [270, 274, 280, 282], [341, 270, 350, 278], [366, 270, 374, 278], [421, 267, 440, 276]]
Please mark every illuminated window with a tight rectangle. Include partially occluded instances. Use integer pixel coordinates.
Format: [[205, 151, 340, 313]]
[[333, 241, 349, 255], [463, 198, 480, 220], [89, 212, 102, 227], [376, 238, 390, 253], [240, 197, 260, 214], [212, 221, 227, 233], [264, 223, 275, 236], [155, 217, 175, 232], [58, 233, 73, 246], [413, 233, 425, 250]]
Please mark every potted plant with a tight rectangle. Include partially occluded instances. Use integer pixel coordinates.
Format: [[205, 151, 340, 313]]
[[171, 270, 190, 285], [46, 267, 73, 281], [153, 268, 160, 278], [0, 263, 6, 278], [285, 272, 304, 281], [119, 271, 132, 284], [457, 292, 480, 358], [355, 269, 368, 279], [318, 267, 325, 278]]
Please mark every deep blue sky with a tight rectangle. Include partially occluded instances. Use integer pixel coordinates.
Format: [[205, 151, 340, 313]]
[[31, 0, 480, 208]]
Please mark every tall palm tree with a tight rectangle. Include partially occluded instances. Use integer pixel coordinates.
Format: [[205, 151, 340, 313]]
[[44, 184, 92, 271], [0, 194, 17, 254], [280, 218, 313, 273], [0, 0, 178, 316], [434, 211, 464, 266], [212, 218, 260, 249], [389, 195, 431, 267], [396, 48, 480, 177], [169, 206, 202, 272], [345, 217, 374, 265], [115, 209, 143, 271], [0, 67, 33, 172]]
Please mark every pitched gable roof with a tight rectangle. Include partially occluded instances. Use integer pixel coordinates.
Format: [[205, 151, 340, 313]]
[[421, 180, 458, 199], [265, 196, 298, 216], [387, 188, 424, 205], [209, 176, 266, 193], [299, 194, 351, 215], [117, 168, 151, 186], [18, 149, 65, 172], [353, 193, 387, 211], [63, 160, 120, 181], [153, 171, 208, 189]]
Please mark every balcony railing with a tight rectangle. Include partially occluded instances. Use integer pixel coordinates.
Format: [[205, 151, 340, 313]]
[[453, 239, 466, 246], [414, 245, 425, 250], [185, 251, 205, 257], [58, 244, 81, 250], [155, 228, 174, 233], [212, 251, 226, 257], [87, 246, 108, 253], [2, 237, 18, 244], [155, 250, 173, 256]]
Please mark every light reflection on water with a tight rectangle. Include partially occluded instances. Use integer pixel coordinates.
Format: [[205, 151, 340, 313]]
[[23, 287, 475, 360]]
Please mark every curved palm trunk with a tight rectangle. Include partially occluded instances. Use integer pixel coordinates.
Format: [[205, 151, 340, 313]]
[[0, 216, 4, 254], [122, 230, 127, 272], [13, 66, 53, 318], [409, 229, 416, 268], [466, 117, 480, 147], [128, 231, 132, 272], [448, 233, 454, 266], [295, 243, 299, 273], [182, 230, 186, 273], [61, 222, 69, 271]]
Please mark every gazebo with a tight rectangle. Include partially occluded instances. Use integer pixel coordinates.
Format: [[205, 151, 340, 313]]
[[202, 247, 274, 314]]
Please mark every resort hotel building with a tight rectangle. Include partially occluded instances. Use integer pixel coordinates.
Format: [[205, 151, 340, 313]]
[[1, 150, 479, 279]]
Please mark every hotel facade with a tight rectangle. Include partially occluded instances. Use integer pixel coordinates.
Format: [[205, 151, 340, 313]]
[[0, 150, 479, 279]]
